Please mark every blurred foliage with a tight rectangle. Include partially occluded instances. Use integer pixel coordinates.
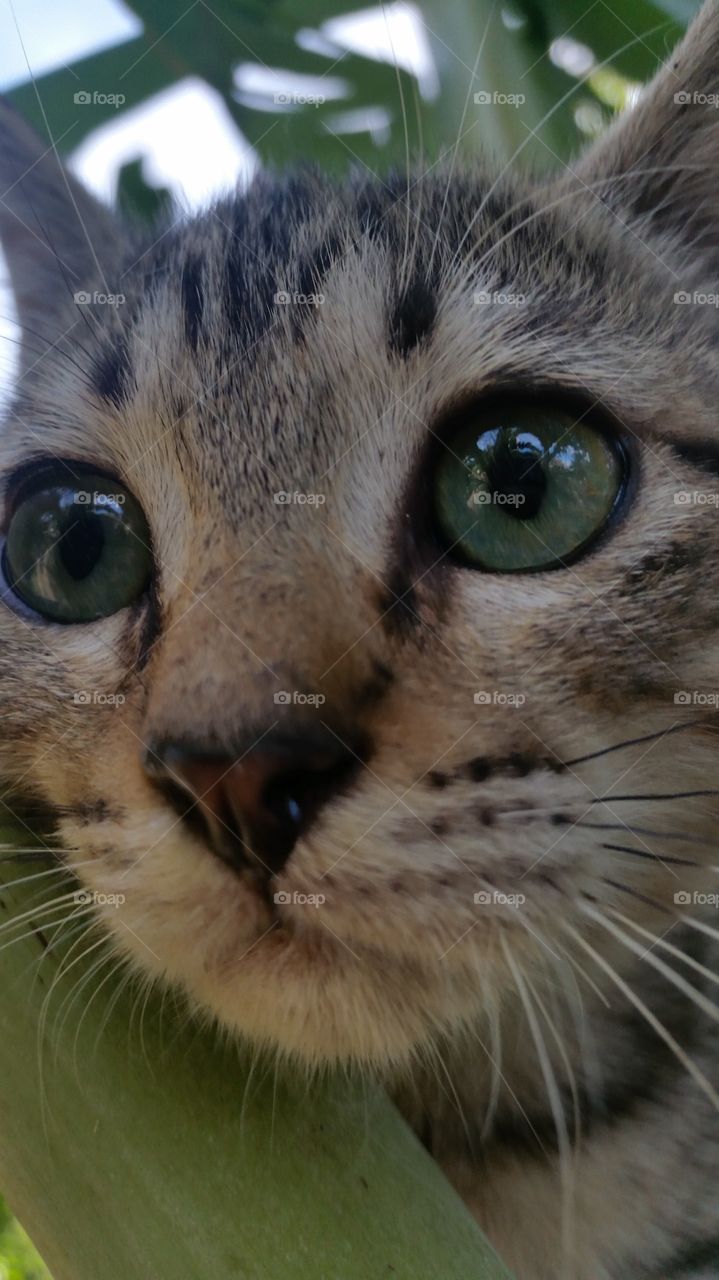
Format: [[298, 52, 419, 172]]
[[0, 1198, 51, 1280], [0, 1, 698, 1277], [6, 0, 701, 217], [115, 156, 172, 222]]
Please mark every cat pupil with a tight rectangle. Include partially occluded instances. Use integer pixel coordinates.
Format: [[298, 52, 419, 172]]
[[485, 434, 547, 520], [59, 513, 104, 581]]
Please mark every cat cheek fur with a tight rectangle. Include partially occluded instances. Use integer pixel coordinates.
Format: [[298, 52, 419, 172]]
[[2, 3, 719, 1276]]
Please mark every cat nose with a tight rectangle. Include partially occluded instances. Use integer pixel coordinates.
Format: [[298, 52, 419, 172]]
[[143, 729, 363, 879]]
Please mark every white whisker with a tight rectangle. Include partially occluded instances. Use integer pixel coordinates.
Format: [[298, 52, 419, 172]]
[[563, 921, 719, 1112]]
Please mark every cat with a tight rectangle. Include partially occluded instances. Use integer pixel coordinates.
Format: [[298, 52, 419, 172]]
[[1, 2, 719, 1277]]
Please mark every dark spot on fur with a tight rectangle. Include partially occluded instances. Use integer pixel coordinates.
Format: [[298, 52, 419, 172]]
[[622, 541, 706, 595], [506, 752, 533, 777], [291, 233, 344, 339], [71, 799, 120, 825], [91, 338, 131, 408], [428, 771, 448, 789], [479, 807, 495, 826], [389, 272, 437, 357], [295, 233, 343, 301], [536, 871, 560, 892], [376, 571, 421, 636], [224, 204, 274, 350], [357, 660, 394, 707], [372, 659, 394, 687], [505, 752, 564, 777], [467, 757, 493, 782], [355, 186, 389, 242], [670, 437, 719, 477], [546, 756, 566, 774], [181, 254, 204, 350], [551, 812, 570, 825], [430, 816, 449, 837]]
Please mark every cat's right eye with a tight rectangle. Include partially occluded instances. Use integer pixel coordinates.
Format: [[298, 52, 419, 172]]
[[2, 468, 153, 623]]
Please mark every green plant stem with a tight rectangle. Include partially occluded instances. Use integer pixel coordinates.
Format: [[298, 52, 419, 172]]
[[0, 849, 512, 1280]]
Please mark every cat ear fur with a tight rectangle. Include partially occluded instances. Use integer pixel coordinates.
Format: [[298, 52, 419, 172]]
[[560, 0, 719, 269], [0, 96, 122, 350]]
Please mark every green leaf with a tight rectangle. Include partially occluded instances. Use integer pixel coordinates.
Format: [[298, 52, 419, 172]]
[[648, 0, 702, 22], [6, 37, 179, 149], [116, 156, 173, 222], [5, 0, 697, 179], [517, 0, 686, 82]]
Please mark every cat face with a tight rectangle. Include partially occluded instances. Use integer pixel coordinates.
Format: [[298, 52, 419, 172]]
[[1, 4, 719, 1069]]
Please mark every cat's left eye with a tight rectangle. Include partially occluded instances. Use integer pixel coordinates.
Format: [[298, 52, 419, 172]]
[[433, 400, 628, 573], [2, 468, 153, 623]]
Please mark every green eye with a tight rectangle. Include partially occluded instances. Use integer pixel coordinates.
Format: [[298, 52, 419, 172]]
[[433, 402, 627, 573], [3, 469, 152, 622]]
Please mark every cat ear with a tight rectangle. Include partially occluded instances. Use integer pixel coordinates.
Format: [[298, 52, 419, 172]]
[[0, 96, 122, 348], [568, 0, 719, 268]]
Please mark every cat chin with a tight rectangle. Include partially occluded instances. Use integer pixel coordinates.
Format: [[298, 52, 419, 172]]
[[58, 809, 495, 1068], [97, 894, 473, 1069]]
